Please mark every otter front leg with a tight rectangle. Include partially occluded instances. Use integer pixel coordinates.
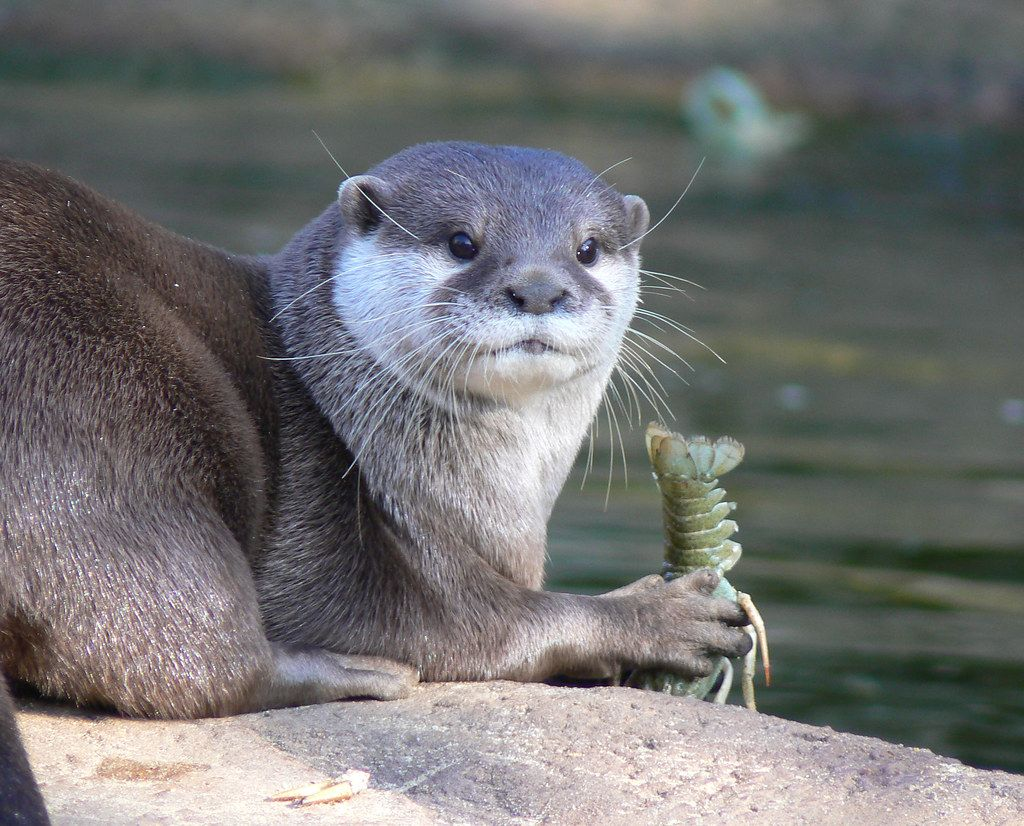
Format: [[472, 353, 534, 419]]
[[534, 568, 752, 683], [404, 567, 751, 685]]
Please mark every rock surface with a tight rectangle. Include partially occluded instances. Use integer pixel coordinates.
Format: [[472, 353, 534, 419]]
[[18, 682, 1024, 825]]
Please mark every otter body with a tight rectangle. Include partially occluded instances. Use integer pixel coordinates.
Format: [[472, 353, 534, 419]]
[[0, 145, 750, 812]]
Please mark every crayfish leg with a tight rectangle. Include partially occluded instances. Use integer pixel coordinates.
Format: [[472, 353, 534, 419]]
[[741, 625, 758, 710], [712, 659, 734, 704], [741, 589, 770, 687], [737, 591, 771, 687]]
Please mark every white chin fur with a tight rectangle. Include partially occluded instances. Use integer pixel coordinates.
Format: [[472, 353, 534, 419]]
[[461, 349, 583, 403]]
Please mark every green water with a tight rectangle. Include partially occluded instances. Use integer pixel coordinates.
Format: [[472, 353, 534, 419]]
[[2, 78, 1021, 774]]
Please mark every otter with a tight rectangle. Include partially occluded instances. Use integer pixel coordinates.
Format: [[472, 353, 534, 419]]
[[0, 143, 751, 816]]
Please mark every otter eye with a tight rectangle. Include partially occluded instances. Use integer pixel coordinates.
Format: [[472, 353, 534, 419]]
[[448, 232, 478, 261], [576, 237, 599, 266]]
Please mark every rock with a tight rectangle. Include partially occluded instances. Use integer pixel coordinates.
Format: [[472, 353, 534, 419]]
[[17, 682, 1024, 825]]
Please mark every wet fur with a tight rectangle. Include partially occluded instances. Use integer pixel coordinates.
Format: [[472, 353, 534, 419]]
[[0, 145, 751, 814]]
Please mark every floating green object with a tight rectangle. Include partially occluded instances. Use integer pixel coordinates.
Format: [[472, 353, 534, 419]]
[[627, 423, 770, 709]]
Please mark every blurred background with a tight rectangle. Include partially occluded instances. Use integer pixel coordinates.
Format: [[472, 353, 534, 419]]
[[2, 0, 1021, 773]]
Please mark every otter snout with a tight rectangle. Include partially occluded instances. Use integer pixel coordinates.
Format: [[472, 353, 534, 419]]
[[501, 270, 577, 316]]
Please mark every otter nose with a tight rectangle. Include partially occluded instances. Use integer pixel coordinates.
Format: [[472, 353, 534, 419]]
[[504, 275, 571, 315]]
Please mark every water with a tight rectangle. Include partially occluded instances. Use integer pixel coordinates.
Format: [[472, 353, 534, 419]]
[[2, 78, 1022, 773]]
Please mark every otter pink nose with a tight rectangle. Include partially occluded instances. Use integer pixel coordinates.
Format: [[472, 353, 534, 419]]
[[505, 277, 570, 315]]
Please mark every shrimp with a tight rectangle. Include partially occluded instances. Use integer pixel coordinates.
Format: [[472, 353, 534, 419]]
[[626, 424, 770, 710]]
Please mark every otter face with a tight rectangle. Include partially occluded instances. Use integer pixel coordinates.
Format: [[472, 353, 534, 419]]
[[331, 143, 649, 407]]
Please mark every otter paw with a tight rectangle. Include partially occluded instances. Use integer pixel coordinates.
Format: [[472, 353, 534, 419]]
[[628, 569, 753, 671]]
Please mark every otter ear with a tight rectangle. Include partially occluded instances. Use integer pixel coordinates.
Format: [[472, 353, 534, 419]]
[[623, 195, 650, 245], [338, 175, 393, 234]]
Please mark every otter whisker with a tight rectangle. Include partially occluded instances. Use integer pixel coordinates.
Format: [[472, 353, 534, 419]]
[[419, 334, 470, 427], [459, 338, 486, 399], [639, 268, 706, 290], [389, 366, 433, 458], [431, 336, 476, 445], [344, 321, 456, 425], [626, 326, 696, 372], [345, 339, 449, 474], [623, 331, 692, 383], [605, 373, 637, 429], [633, 307, 705, 337], [608, 343, 650, 424], [580, 418, 596, 490], [582, 157, 633, 197], [260, 349, 357, 362], [339, 353, 414, 434], [641, 283, 689, 293], [633, 308, 725, 363], [261, 314, 452, 362], [617, 357, 673, 424], [433, 283, 471, 298], [436, 337, 462, 407], [615, 349, 674, 422], [611, 367, 642, 426], [389, 331, 468, 450], [618, 343, 676, 411], [437, 340, 465, 443], [617, 370, 670, 427], [607, 386, 629, 490], [618, 156, 706, 251], [269, 252, 408, 322], [640, 283, 694, 301], [611, 364, 647, 426], [346, 301, 460, 328], [600, 391, 617, 508], [312, 130, 420, 240], [447, 338, 481, 440]]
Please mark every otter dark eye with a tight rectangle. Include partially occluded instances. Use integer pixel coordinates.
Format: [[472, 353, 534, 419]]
[[576, 237, 599, 266], [448, 232, 478, 261]]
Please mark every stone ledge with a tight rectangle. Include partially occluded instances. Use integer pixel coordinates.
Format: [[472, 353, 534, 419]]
[[18, 681, 1024, 825]]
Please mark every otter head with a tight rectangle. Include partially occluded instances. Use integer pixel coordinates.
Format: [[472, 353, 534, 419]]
[[331, 142, 649, 408]]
